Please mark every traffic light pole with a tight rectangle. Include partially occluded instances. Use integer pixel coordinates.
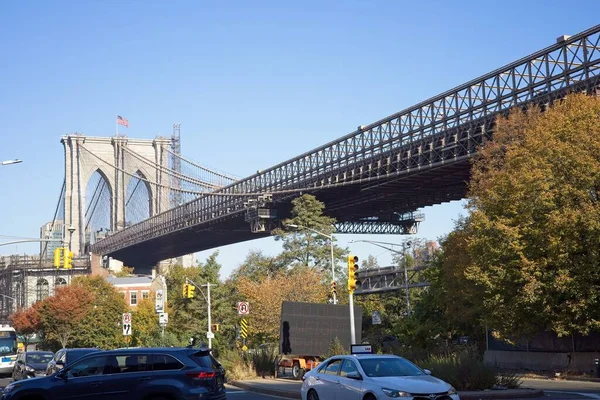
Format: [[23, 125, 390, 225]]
[[184, 278, 215, 350], [349, 291, 356, 345]]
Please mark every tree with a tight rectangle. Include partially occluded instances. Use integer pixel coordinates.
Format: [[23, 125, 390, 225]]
[[70, 276, 128, 349], [131, 297, 161, 347], [114, 266, 135, 277], [467, 94, 600, 338], [9, 302, 42, 349], [237, 267, 328, 343], [273, 194, 347, 280], [229, 250, 284, 282], [38, 285, 94, 348]]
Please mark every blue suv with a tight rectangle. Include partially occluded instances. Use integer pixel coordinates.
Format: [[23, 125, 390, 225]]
[[1, 347, 226, 400]]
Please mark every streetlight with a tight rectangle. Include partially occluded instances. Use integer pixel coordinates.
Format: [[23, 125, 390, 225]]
[[1, 159, 22, 166], [67, 225, 76, 252], [285, 223, 337, 305], [350, 239, 413, 316]]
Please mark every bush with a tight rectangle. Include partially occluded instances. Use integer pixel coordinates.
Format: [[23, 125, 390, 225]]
[[250, 344, 278, 378], [496, 371, 523, 389], [322, 337, 347, 359], [416, 348, 497, 391], [218, 348, 256, 381]]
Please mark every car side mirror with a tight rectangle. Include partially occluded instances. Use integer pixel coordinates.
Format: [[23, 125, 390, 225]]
[[346, 372, 362, 380], [55, 369, 68, 380], [56, 360, 65, 366], [423, 369, 432, 375]]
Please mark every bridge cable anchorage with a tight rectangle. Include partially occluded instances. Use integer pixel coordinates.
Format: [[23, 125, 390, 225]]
[[121, 146, 220, 190], [164, 146, 240, 182]]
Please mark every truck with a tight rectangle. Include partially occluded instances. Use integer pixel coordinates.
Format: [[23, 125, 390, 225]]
[[277, 301, 362, 380]]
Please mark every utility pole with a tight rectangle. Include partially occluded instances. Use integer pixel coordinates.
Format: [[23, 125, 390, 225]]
[[206, 283, 212, 350]]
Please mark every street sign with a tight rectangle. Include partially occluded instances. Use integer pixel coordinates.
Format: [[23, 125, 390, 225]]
[[206, 331, 215, 339], [372, 311, 382, 325], [240, 318, 248, 338], [159, 312, 168, 325], [155, 290, 164, 313], [241, 345, 248, 352], [237, 301, 250, 315], [122, 312, 132, 336]]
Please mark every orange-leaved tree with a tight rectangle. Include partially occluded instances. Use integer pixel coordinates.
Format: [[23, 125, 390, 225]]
[[236, 266, 327, 343], [38, 285, 94, 348], [9, 302, 43, 350]]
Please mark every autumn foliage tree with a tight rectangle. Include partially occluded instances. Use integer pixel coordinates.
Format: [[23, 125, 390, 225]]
[[466, 93, 600, 338], [237, 266, 328, 343], [9, 302, 42, 349], [38, 285, 94, 348]]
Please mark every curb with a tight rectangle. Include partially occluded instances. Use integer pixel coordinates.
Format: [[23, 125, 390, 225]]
[[230, 380, 545, 400], [230, 380, 300, 399], [460, 390, 544, 400]]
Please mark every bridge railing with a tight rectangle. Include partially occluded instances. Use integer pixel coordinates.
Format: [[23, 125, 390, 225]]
[[92, 25, 600, 255]]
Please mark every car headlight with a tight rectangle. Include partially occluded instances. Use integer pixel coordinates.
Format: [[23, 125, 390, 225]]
[[447, 386, 457, 395], [382, 388, 412, 397], [25, 365, 35, 372]]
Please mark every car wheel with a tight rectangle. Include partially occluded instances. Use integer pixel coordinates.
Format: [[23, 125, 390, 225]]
[[363, 394, 377, 400], [307, 389, 320, 400]]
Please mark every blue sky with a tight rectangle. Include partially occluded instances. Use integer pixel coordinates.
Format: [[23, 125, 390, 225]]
[[1, 1, 598, 278]]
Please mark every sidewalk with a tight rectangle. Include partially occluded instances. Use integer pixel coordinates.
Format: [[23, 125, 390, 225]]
[[230, 378, 545, 400]]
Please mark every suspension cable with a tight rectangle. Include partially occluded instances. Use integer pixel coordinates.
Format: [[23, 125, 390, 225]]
[[121, 146, 218, 190], [164, 146, 239, 181]]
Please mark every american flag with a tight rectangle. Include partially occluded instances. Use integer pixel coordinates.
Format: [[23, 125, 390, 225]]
[[117, 115, 129, 128]]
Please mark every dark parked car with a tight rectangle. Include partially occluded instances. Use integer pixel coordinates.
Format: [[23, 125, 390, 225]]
[[11, 351, 54, 381], [2, 347, 226, 400], [45, 348, 100, 376]]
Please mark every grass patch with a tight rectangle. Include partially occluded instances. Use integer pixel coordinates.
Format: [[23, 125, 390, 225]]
[[218, 348, 257, 381], [250, 344, 278, 378]]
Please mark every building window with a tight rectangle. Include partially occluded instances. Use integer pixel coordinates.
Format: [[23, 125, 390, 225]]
[[142, 290, 149, 300], [130, 291, 137, 306], [36, 279, 49, 301], [56, 278, 67, 286]]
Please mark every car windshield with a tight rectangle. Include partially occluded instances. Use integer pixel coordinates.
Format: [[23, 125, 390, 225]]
[[27, 353, 54, 364], [359, 357, 424, 377], [0, 336, 17, 356]]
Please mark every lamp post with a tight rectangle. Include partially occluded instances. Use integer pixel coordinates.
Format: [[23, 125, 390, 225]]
[[350, 239, 413, 316], [0, 159, 22, 166], [67, 225, 76, 252], [285, 223, 337, 305]]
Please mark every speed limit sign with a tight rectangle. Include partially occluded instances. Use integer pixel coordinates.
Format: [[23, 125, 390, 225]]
[[237, 301, 250, 315]]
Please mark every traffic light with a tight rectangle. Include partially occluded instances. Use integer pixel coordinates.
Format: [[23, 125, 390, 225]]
[[347, 255, 359, 293], [330, 280, 337, 297], [187, 284, 195, 299], [211, 323, 219, 332], [53, 248, 63, 268], [64, 250, 74, 269], [182, 283, 190, 298]]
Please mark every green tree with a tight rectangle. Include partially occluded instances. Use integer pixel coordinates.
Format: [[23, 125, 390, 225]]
[[131, 297, 161, 347], [273, 194, 347, 280], [71, 276, 128, 349], [229, 250, 284, 282], [467, 94, 600, 338]]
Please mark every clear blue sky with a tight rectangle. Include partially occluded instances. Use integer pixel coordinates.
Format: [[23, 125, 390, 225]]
[[1, 1, 598, 278]]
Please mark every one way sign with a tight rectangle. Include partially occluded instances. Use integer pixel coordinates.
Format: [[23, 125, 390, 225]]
[[122, 312, 132, 336]]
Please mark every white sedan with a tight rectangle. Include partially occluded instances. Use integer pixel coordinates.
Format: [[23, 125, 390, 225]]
[[301, 354, 459, 400]]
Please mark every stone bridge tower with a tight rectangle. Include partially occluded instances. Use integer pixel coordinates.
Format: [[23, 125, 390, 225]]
[[62, 135, 171, 256]]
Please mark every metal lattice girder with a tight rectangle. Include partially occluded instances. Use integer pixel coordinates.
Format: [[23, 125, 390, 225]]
[[354, 265, 431, 295], [91, 25, 600, 258], [335, 212, 425, 234]]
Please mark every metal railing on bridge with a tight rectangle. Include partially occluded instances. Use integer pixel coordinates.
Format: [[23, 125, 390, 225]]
[[91, 25, 600, 257]]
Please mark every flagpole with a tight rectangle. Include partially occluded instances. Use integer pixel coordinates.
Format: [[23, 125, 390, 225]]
[[116, 114, 118, 136]]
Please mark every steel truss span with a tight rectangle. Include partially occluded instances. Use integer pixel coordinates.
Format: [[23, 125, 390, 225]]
[[91, 25, 600, 265]]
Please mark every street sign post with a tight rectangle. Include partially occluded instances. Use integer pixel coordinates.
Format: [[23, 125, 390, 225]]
[[159, 312, 168, 325], [122, 312, 132, 336], [237, 301, 250, 315], [155, 289, 164, 313]]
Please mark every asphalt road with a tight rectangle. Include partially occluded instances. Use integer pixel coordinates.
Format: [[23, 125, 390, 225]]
[[0, 377, 289, 399]]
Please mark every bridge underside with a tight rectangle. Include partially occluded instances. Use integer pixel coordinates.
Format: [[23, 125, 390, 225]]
[[108, 160, 470, 268]]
